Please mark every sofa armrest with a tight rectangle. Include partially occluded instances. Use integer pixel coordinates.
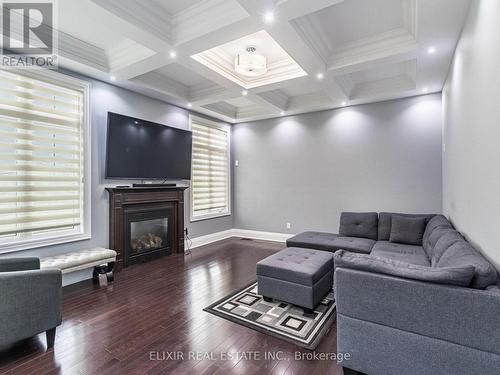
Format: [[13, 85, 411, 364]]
[[0, 269, 62, 345], [335, 267, 500, 355], [0, 257, 40, 272]]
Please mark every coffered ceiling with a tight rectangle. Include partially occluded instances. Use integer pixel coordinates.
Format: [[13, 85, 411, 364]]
[[42, 0, 471, 123]]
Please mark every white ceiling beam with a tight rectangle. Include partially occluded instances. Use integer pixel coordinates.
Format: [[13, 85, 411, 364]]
[[251, 90, 289, 112], [91, 0, 173, 46], [190, 84, 240, 106], [130, 71, 189, 100], [111, 53, 174, 81], [203, 102, 237, 119]]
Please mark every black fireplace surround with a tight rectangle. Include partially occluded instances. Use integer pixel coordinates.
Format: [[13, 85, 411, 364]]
[[106, 186, 187, 270]]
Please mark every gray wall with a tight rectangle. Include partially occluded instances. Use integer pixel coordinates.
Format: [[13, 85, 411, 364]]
[[443, 0, 500, 269], [0, 72, 233, 284], [233, 94, 443, 234]]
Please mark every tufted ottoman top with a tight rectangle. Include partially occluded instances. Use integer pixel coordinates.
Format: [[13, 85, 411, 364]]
[[40, 248, 117, 271], [257, 247, 334, 286]]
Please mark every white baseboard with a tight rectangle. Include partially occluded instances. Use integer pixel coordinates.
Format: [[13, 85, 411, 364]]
[[231, 229, 292, 243], [187, 229, 235, 249], [186, 228, 293, 250]]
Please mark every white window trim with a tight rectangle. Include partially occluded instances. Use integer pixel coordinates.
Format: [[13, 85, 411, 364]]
[[189, 115, 231, 222], [0, 69, 92, 254]]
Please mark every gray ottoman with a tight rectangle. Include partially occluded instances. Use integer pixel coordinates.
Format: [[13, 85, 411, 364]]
[[257, 247, 334, 313]]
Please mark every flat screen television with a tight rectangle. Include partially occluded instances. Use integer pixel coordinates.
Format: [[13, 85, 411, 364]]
[[105, 112, 192, 180]]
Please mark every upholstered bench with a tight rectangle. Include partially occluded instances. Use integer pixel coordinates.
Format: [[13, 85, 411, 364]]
[[256, 247, 334, 313], [40, 248, 117, 284]]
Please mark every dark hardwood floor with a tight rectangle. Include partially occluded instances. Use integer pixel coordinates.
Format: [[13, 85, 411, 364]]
[[0, 238, 345, 375]]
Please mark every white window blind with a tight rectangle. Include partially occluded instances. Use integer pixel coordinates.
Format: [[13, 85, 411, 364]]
[[191, 119, 230, 220], [0, 70, 86, 246]]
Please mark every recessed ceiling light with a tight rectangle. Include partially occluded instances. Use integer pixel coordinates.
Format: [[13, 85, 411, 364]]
[[187, 103, 192, 108], [169, 50, 177, 59], [241, 90, 248, 96], [263, 11, 275, 24], [422, 87, 428, 93], [427, 46, 436, 55], [316, 72, 324, 80], [110, 75, 116, 81], [280, 111, 284, 116], [134, 121, 139, 125], [341, 101, 347, 106]]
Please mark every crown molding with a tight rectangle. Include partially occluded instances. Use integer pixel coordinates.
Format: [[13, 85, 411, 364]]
[[203, 102, 237, 118], [291, 16, 331, 65], [106, 40, 156, 72], [173, 0, 250, 44], [130, 71, 189, 99], [192, 49, 307, 89], [350, 73, 416, 100], [327, 28, 417, 72], [334, 75, 355, 98], [255, 90, 289, 111]]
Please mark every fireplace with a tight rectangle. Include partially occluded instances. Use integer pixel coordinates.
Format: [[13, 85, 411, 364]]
[[124, 205, 173, 266], [106, 186, 187, 270]]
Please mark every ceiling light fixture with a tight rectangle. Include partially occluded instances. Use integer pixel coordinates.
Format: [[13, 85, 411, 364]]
[[187, 103, 192, 108], [110, 75, 116, 81], [235, 47, 267, 77], [427, 46, 436, 55], [341, 101, 347, 106], [422, 87, 428, 93], [241, 90, 248, 96], [169, 50, 177, 58], [263, 11, 275, 24], [316, 72, 324, 80], [280, 111, 284, 116]]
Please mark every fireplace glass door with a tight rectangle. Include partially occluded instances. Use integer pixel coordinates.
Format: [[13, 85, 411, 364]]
[[130, 217, 169, 255], [124, 205, 174, 265]]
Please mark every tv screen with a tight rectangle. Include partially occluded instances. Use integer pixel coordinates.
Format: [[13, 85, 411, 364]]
[[105, 112, 192, 180]]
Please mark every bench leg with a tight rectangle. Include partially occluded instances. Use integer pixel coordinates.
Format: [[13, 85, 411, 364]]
[[46, 327, 56, 350], [263, 296, 273, 303], [107, 261, 115, 282], [303, 307, 314, 315]]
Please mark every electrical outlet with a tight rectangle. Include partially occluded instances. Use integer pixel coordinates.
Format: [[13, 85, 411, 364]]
[[286, 222, 291, 229], [235, 160, 239, 167]]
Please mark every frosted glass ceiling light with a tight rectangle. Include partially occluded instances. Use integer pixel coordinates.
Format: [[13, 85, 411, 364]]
[[235, 47, 267, 77]]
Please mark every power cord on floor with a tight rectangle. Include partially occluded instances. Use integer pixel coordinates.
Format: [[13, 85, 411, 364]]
[[184, 230, 192, 255]]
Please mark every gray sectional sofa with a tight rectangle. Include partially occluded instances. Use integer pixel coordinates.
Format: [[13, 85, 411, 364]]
[[286, 212, 500, 375]]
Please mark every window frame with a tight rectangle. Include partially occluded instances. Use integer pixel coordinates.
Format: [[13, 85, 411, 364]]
[[189, 115, 231, 222], [0, 69, 91, 254]]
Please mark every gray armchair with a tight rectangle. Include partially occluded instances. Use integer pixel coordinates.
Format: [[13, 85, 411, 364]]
[[0, 257, 62, 349]]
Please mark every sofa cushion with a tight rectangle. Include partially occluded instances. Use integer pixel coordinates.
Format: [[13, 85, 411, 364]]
[[422, 215, 453, 253], [389, 215, 427, 246], [330, 236, 376, 254], [430, 231, 464, 266], [371, 241, 430, 266], [424, 227, 456, 257], [286, 231, 339, 252], [339, 212, 378, 240], [378, 212, 434, 241], [437, 241, 498, 289], [334, 250, 475, 287], [256, 247, 333, 286]]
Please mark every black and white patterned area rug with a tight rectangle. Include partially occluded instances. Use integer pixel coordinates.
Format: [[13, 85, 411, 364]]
[[204, 282, 336, 349]]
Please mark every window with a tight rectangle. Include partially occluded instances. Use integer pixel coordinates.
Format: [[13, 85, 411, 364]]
[[0, 69, 90, 253], [190, 116, 230, 221]]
